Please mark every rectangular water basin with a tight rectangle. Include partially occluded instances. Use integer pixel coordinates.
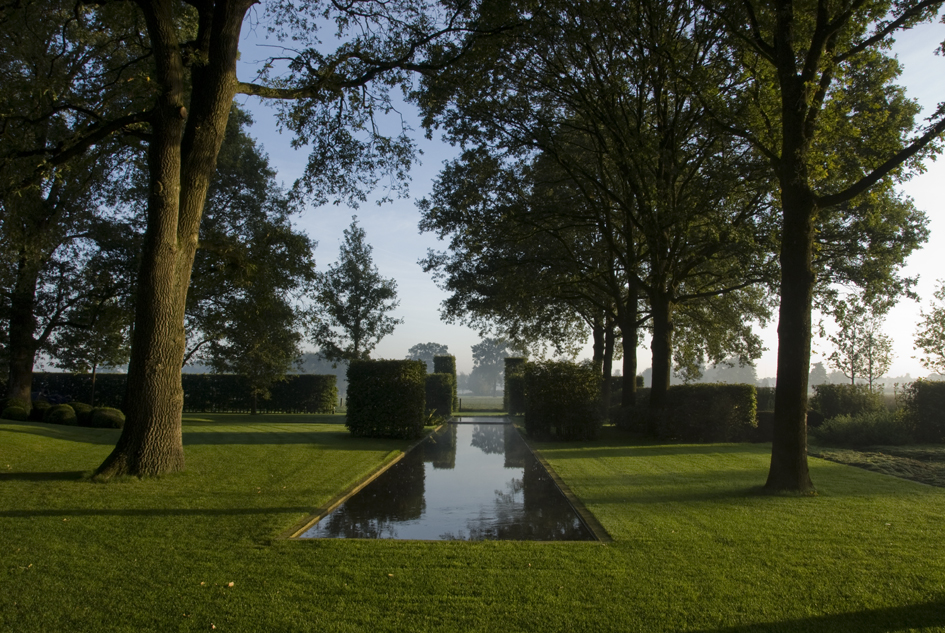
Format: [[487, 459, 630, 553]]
[[297, 418, 597, 541]]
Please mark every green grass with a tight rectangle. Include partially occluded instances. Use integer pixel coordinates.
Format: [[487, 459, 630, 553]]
[[3, 419, 945, 632]]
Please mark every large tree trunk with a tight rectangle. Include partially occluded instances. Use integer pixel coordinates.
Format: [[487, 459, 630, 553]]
[[96, 0, 246, 479], [6, 255, 42, 404], [766, 183, 816, 493]]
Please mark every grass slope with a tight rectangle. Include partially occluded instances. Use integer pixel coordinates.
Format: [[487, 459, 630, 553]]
[[2, 418, 945, 632]]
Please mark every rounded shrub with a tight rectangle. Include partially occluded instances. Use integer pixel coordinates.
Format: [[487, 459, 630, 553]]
[[69, 402, 94, 426], [44, 404, 78, 426], [0, 397, 31, 413], [1, 406, 30, 421], [90, 407, 125, 429], [29, 399, 51, 422]]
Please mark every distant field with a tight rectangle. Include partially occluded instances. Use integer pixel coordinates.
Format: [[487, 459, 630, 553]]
[[457, 395, 504, 411]]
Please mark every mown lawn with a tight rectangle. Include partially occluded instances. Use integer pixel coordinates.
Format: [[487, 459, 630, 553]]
[[2, 416, 945, 632]]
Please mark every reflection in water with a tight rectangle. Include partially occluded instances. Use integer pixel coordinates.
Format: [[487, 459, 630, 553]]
[[300, 420, 596, 541]]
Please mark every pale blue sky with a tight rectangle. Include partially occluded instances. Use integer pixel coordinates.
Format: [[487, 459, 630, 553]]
[[234, 17, 945, 379]]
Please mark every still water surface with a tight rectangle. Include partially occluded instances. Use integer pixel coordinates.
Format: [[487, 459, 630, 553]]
[[298, 419, 596, 541]]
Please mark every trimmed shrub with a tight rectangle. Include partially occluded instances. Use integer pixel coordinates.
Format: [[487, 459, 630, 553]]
[[69, 402, 94, 426], [504, 357, 526, 415], [268, 375, 338, 413], [810, 410, 913, 446], [346, 360, 426, 439], [425, 373, 455, 419], [0, 397, 31, 413], [756, 387, 776, 412], [661, 383, 757, 442], [44, 404, 78, 426], [433, 355, 458, 410], [29, 399, 51, 422], [1, 406, 29, 421], [524, 360, 603, 441], [899, 379, 945, 443], [89, 407, 125, 429], [809, 384, 884, 420]]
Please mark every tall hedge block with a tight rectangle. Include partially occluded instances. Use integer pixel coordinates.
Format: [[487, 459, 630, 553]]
[[663, 383, 757, 442], [425, 373, 455, 418], [433, 355, 458, 409], [524, 360, 603, 441], [901, 379, 945, 443], [504, 357, 527, 415], [346, 359, 426, 439]]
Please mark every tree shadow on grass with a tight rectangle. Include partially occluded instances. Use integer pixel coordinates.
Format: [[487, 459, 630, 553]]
[[0, 471, 86, 482], [690, 598, 945, 633], [182, 431, 408, 448], [0, 425, 117, 445]]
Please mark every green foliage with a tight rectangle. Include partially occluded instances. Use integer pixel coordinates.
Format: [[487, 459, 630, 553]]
[[662, 384, 757, 443], [1, 406, 29, 421], [914, 280, 945, 374], [44, 404, 77, 426], [524, 360, 603, 441], [432, 355, 458, 409], [821, 293, 894, 389], [346, 360, 426, 439], [89, 407, 125, 429], [899, 379, 945, 443], [309, 217, 402, 362], [69, 402, 94, 426], [28, 399, 50, 422], [809, 384, 885, 421], [407, 343, 450, 373], [503, 357, 526, 415], [615, 385, 756, 443], [425, 373, 454, 418], [0, 397, 31, 412], [810, 410, 913, 447]]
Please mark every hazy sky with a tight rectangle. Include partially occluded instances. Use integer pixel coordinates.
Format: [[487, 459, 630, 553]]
[[234, 16, 945, 378]]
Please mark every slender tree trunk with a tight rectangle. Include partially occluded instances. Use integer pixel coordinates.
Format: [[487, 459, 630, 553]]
[[602, 313, 615, 412], [649, 290, 674, 410], [96, 0, 247, 479], [619, 283, 638, 408], [91, 364, 98, 407]]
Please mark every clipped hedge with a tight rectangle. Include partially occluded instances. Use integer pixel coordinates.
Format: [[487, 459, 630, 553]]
[[614, 384, 756, 442], [44, 404, 78, 426], [346, 359, 426, 439], [524, 360, 603, 441], [504, 357, 526, 415], [809, 384, 885, 420], [32, 372, 338, 413], [69, 402, 94, 426], [0, 397, 31, 413], [662, 384, 757, 442], [810, 410, 913, 447], [29, 399, 51, 422], [425, 373, 454, 419], [900, 379, 945, 443], [433, 355, 458, 410]]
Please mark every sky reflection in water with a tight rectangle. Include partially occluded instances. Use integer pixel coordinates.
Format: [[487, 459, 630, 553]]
[[299, 420, 596, 541]]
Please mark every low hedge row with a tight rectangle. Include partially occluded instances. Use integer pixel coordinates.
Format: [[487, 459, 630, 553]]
[[346, 360, 426, 439], [809, 384, 885, 420], [27, 373, 338, 413], [524, 360, 603, 441]]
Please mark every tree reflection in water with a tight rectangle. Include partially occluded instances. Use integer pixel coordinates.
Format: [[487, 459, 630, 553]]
[[300, 420, 595, 541]]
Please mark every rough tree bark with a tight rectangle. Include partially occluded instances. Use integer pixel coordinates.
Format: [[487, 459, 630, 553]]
[[96, 0, 249, 478]]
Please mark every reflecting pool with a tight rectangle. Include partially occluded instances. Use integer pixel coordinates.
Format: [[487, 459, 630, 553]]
[[298, 419, 596, 541]]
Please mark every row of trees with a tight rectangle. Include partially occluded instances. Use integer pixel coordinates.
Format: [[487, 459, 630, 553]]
[[3, 0, 944, 494], [415, 0, 945, 492]]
